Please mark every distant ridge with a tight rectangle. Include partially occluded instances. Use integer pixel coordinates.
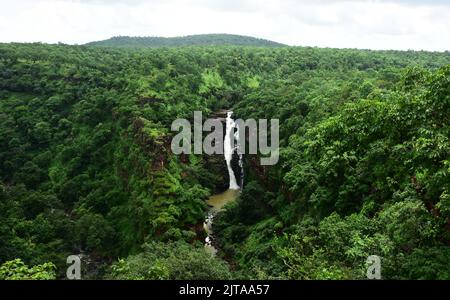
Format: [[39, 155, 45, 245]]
[[85, 34, 286, 47]]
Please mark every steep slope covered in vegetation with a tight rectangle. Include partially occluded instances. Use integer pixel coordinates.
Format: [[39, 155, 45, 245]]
[[216, 65, 450, 279], [0, 43, 448, 279]]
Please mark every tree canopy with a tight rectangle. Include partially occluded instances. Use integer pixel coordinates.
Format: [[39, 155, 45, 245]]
[[0, 42, 448, 279]]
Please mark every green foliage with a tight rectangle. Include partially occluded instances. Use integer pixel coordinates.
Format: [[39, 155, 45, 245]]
[[108, 241, 232, 280], [0, 42, 448, 279], [277, 234, 350, 280], [393, 246, 450, 280], [73, 211, 116, 254], [275, 199, 448, 279], [217, 64, 450, 279], [0, 258, 56, 280], [199, 69, 224, 94]]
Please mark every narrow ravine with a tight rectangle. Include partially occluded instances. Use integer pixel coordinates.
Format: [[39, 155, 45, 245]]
[[204, 111, 242, 255]]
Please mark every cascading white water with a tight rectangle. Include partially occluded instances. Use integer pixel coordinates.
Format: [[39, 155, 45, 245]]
[[224, 111, 240, 190], [234, 117, 244, 189]]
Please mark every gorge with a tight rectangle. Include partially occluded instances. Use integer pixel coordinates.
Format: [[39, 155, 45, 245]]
[[0, 43, 448, 280], [204, 111, 242, 255]]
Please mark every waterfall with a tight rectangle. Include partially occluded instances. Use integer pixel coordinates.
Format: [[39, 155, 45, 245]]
[[204, 110, 243, 256], [234, 116, 244, 189], [224, 111, 240, 190]]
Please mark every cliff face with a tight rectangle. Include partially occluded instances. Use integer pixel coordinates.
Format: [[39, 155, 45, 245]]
[[203, 110, 234, 193]]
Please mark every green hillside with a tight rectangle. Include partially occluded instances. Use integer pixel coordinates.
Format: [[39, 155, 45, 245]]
[[0, 43, 449, 280], [85, 34, 286, 47]]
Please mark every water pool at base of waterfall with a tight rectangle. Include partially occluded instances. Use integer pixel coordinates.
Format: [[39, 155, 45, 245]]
[[204, 189, 240, 255]]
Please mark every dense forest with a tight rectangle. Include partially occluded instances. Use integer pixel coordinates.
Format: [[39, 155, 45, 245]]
[[86, 34, 286, 48], [0, 41, 449, 279]]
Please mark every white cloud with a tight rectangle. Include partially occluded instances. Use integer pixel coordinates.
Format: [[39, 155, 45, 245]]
[[0, 0, 448, 50]]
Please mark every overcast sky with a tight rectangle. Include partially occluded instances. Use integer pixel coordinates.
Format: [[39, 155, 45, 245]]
[[0, 0, 449, 50]]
